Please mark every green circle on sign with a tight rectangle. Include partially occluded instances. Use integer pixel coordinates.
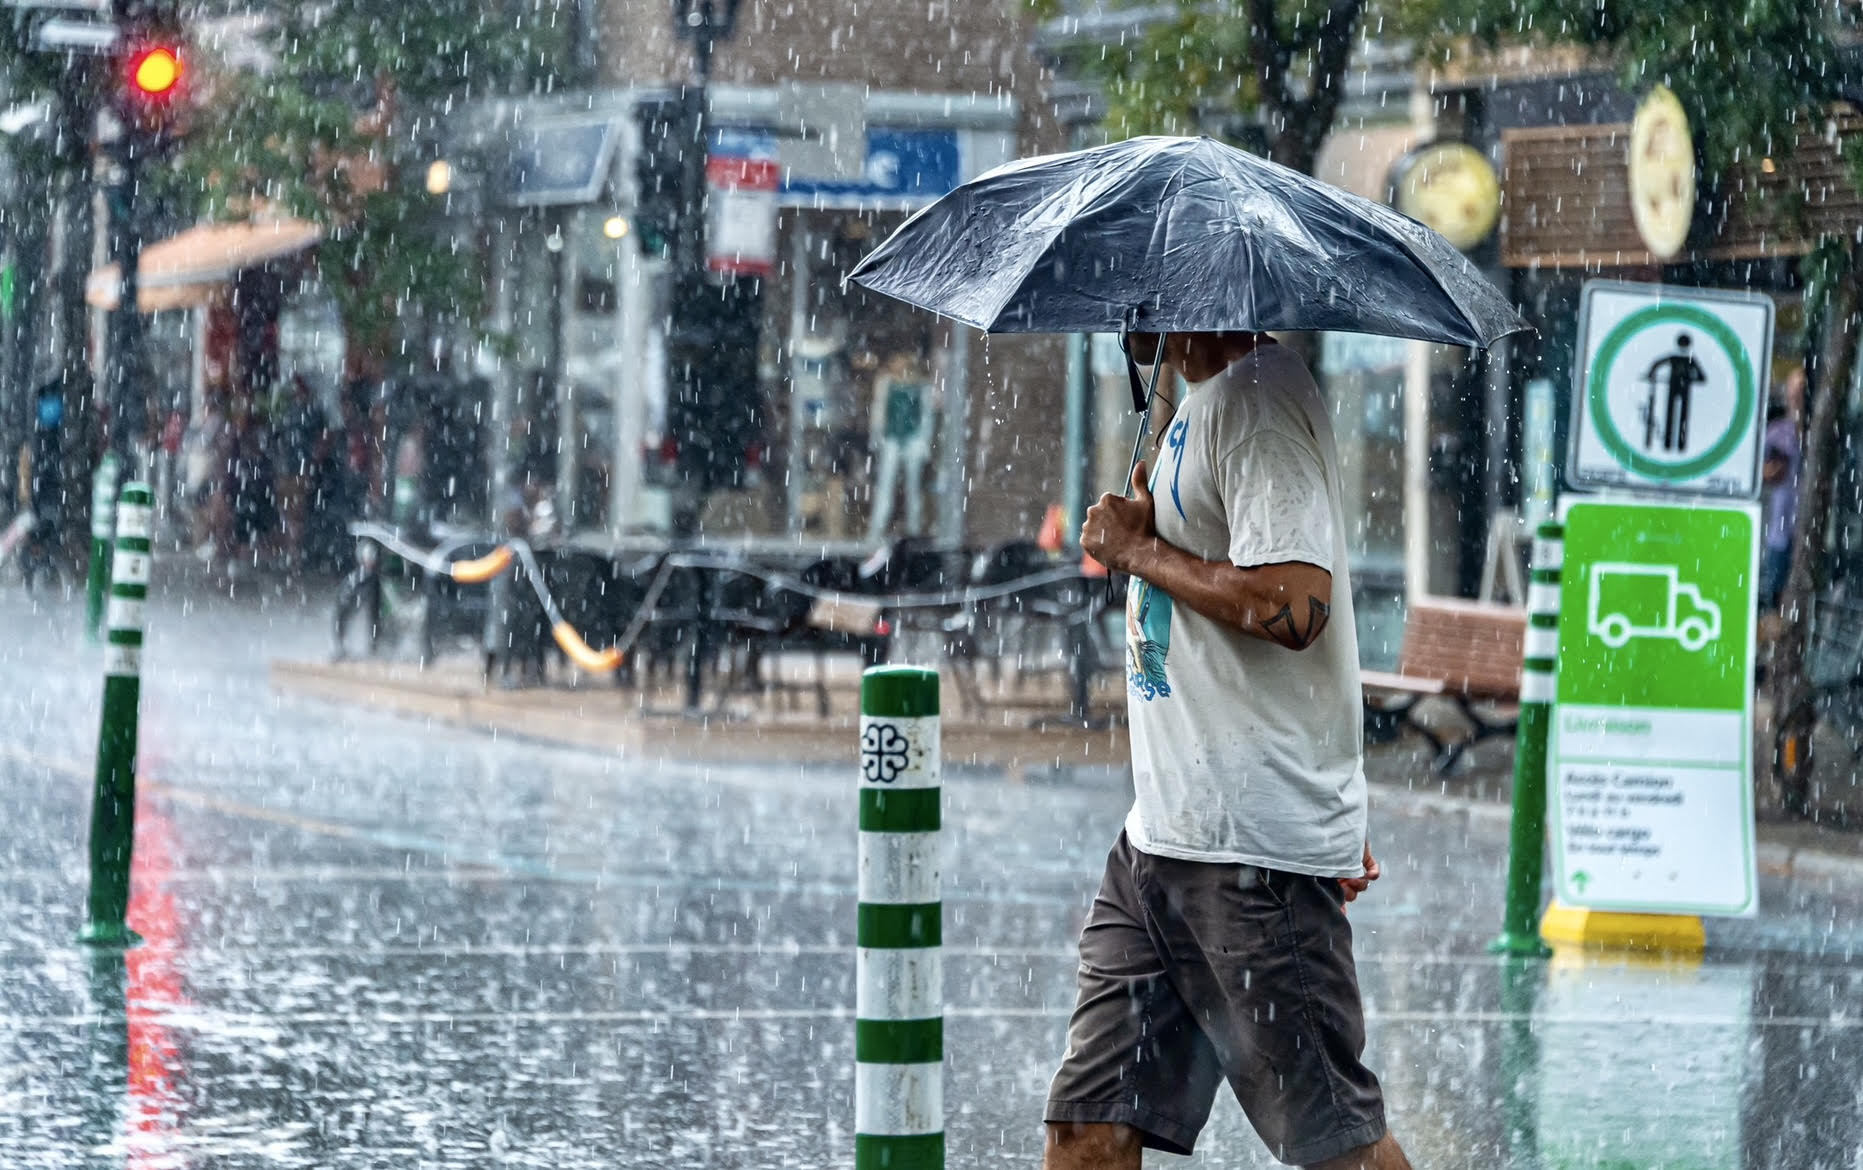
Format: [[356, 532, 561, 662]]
[[1588, 303, 1755, 482]]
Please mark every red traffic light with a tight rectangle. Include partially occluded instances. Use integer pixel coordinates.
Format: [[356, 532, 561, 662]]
[[128, 46, 182, 97]]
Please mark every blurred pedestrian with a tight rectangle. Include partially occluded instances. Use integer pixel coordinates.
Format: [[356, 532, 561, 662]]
[[1761, 367, 1804, 611], [391, 417, 427, 533], [181, 399, 222, 556], [275, 375, 326, 573], [225, 401, 276, 572], [18, 381, 65, 590], [300, 409, 349, 575]]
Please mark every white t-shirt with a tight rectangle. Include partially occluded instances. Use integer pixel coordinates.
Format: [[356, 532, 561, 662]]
[[1123, 343, 1367, 878]]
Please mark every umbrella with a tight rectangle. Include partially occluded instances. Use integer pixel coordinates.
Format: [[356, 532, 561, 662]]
[[847, 135, 1527, 347], [847, 135, 1530, 530]]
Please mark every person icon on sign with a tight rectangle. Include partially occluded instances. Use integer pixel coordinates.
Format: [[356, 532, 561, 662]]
[[1642, 333, 1707, 453]]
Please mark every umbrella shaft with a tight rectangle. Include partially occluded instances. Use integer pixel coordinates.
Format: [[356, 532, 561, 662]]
[[1121, 346, 1167, 497], [1123, 408, 1151, 499]]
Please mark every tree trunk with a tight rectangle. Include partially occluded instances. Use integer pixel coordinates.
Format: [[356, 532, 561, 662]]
[[1767, 248, 1860, 817]]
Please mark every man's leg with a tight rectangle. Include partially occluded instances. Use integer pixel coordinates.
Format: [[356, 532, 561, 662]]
[[902, 449, 926, 536], [1042, 1121, 1143, 1170], [1306, 1132, 1412, 1170], [1139, 861, 1389, 1168], [1045, 835, 1224, 1164]]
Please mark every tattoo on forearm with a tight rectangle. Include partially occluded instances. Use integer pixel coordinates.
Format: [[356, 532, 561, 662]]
[[1258, 596, 1331, 650]]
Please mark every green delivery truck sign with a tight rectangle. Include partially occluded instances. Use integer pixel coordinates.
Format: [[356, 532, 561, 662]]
[[1550, 499, 1759, 916], [1587, 562, 1722, 653]]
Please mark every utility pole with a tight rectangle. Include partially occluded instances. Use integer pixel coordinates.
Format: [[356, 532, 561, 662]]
[[101, 2, 183, 469], [14, 0, 179, 592], [666, 0, 746, 538], [101, 115, 144, 465], [667, 0, 742, 711]]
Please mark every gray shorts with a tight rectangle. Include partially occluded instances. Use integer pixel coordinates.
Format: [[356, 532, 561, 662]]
[[1045, 833, 1386, 1164]]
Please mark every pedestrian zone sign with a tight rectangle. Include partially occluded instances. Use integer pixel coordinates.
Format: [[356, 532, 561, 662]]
[[1570, 280, 1773, 499], [1550, 498, 1758, 916]]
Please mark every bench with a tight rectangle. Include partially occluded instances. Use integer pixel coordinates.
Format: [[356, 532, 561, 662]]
[[1362, 598, 1527, 772]]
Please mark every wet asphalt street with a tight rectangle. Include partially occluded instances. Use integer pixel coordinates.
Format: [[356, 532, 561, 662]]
[[2, 576, 1862, 1168]]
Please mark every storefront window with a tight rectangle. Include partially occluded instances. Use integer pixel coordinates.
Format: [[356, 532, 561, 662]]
[[1318, 332, 1408, 667], [780, 210, 941, 545], [1318, 333, 1407, 578]]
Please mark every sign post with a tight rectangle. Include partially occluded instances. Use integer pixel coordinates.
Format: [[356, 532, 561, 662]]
[[1498, 277, 1775, 954], [1541, 498, 1759, 950]]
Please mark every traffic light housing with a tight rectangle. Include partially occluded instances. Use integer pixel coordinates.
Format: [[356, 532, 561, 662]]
[[633, 95, 693, 259], [129, 46, 181, 97], [114, 37, 186, 145]]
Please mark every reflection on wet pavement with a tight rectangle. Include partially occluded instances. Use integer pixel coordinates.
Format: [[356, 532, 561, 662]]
[[2, 586, 1860, 1167]]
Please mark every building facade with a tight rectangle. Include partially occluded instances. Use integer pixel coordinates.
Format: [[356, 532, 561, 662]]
[[453, 0, 1071, 553]]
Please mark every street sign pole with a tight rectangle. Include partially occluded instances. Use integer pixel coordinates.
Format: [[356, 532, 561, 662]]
[[1527, 280, 1771, 955], [1488, 520, 1561, 957]]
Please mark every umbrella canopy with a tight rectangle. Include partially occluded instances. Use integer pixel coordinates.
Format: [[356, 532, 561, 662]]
[[848, 135, 1528, 349]]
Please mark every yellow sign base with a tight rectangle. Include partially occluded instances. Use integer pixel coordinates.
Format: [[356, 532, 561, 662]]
[[1539, 899, 1705, 955]]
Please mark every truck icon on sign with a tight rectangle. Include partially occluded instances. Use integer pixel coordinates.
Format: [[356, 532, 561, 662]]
[[1587, 563, 1722, 652]]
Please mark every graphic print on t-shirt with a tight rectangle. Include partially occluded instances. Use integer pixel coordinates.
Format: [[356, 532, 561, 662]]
[[1127, 416, 1189, 701], [1164, 417, 1189, 519], [1126, 579, 1173, 700]]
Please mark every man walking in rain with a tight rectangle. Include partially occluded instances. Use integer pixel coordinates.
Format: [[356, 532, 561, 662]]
[[1052, 330, 1407, 1170]]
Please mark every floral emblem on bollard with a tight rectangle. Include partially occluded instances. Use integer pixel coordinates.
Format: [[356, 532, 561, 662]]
[[860, 722, 912, 783]]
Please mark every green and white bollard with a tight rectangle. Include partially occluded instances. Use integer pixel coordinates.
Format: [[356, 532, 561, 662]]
[[80, 481, 152, 948], [85, 453, 122, 644], [856, 666, 943, 1170], [1489, 520, 1562, 958]]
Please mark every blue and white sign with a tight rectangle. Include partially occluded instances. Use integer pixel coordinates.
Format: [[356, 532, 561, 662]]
[[714, 127, 963, 209]]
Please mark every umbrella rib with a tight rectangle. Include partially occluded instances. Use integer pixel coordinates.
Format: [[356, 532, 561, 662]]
[[987, 148, 1195, 327], [1306, 180, 1502, 344]]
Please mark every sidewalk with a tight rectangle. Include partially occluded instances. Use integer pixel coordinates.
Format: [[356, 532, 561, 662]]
[[271, 652, 1863, 879], [270, 653, 1131, 770]]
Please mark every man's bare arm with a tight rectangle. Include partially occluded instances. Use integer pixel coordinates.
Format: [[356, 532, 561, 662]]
[[1081, 459, 1333, 650], [1127, 542, 1332, 650]]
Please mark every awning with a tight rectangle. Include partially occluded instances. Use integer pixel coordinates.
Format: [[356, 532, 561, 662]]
[[87, 216, 322, 311]]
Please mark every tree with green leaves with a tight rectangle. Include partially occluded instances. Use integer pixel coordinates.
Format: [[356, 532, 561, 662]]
[[1412, 0, 1862, 815], [1035, 0, 1376, 173], [176, 0, 578, 376]]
